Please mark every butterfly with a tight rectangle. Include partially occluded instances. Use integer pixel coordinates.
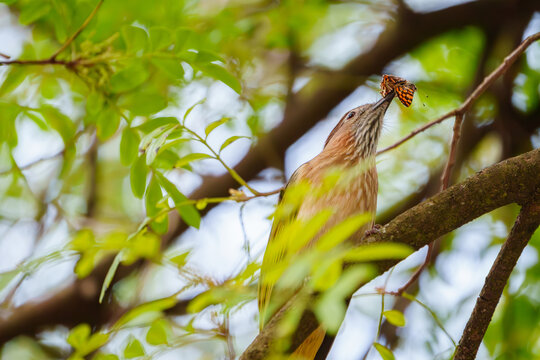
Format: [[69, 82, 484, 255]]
[[380, 74, 417, 107]]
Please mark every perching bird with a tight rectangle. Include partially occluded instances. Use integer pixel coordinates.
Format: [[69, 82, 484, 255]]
[[258, 91, 395, 359]]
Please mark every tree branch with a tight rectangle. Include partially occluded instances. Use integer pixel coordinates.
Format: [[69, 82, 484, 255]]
[[2, 0, 537, 344], [240, 148, 540, 359], [453, 197, 540, 360], [378, 31, 540, 155]]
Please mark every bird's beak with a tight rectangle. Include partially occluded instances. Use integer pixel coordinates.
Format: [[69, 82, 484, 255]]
[[372, 91, 395, 110]]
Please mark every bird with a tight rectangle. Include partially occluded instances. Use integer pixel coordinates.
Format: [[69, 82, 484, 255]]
[[258, 91, 395, 359]]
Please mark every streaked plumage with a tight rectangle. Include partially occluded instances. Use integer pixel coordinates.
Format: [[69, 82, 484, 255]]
[[258, 92, 395, 358]]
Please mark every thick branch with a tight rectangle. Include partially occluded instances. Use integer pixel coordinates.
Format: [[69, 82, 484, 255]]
[[454, 198, 540, 360], [240, 148, 540, 359], [1, 0, 537, 344]]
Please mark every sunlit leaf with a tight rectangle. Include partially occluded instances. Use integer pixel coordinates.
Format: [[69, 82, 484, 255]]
[[0, 270, 19, 293], [205, 117, 230, 137], [383, 310, 406, 327], [219, 135, 249, 152], [154, 171, 200, 228], [146, 319, 169, 346], [110, 62, 149, 93], [39, 106, 76, 144], [99, 252, 122, 304], [183, 98, 206, 122], [130, 156, 148, 199], [114, 297, 177, 328], [198, 63, 241, 94], [316, 213, 371, 251], [135, 117, 178, 133], [96, 106, 120, 141], [344, 243, 413, 262], [146, 126, 176, 165], [71, 229, 95, 252], [169, 252, 189, 268], [152, 58, 184, 81], [93, 354, 119, 360], [149, 27, 172, 50], [123, 337, 145, 359], [174, 153, 213, 168], [120, 127, 140, 166], [19, 1, 51, 25], [374, 343, 395, 360], [122, 25, 148, 54], [67, 323, 91, 350], [119, 87, 167, 116], [0, 67, 26, 96]]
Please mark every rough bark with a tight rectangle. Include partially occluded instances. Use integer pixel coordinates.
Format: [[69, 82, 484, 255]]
[[240, 148, 540, 360], [1, 0, 539, 346], [454, 198, 540, 360]]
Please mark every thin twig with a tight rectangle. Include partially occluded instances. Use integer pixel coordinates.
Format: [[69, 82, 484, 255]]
[[49, 0, 104, 60], [440, 113, 464, 189], [377, 31, 540, 155], [0, 52, 11, 59]]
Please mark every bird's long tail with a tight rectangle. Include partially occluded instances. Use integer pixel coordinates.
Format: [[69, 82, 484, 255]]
[[290, 325, 325, 359]]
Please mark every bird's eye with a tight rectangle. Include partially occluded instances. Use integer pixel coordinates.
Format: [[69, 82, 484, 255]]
[[347, 111, 356, 119]]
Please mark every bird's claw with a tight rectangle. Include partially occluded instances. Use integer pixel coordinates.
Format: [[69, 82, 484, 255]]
[[364, 224, 382, 237]]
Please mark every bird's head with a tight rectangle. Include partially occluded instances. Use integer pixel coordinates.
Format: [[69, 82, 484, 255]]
[[324, 92, 395, 159]]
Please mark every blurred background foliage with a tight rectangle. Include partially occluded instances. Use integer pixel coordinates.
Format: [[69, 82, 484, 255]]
[[0, 0, 539, 359]]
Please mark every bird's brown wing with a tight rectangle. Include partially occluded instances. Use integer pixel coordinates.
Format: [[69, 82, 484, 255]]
[[258, 165, 306, 329]]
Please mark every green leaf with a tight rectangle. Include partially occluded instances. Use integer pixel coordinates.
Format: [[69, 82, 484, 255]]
[[196, 50, 224, 63], [135, 117, 178, 133], [149, 27, 172, 50], [114, 297, 177, 328], [123, 337, 145, 359], [123, 230, 161, 264], [120, 127, 140, 166], [122, 25, 148, 54], [316, 213, 371, 251], [139, 124, 175, 152], [71, 229, 95, 252], [152, 58, 184, 81], [374, 343, 395, 360], [0, 102, 21, 147], [146, 319, 169, 346], [93, 354, 119, 360], [40, 76, 61, 99], [169, 252, 189, 268], [183, 98, 206, 122], [19, 1, 51, 25], [174, 153, 213, 168], [146, 126, 176, 166], [154, 172, 200, 228], [0, 270, 19, 293], [130, 156, 148, 199], [383, 310, 406, 327], [220, 135, 249, 152], [205, 117, 230, 137], [99, 252, 122, 303], [110, 63, 149, 93], [0, 67, 26, 97], [84, 91, 105, 126], [67, 323, 91, 350], [174, 28, 193, 52], [118, 87, 167, 116], [81, 332, 109, 355], [39, 106, 76, 144], [344, 243, 413, 262], [74, 250, 97, 278], [198, 63, 241, 94], [145, 175, 163, 217], [96, 106, 120, 141]]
